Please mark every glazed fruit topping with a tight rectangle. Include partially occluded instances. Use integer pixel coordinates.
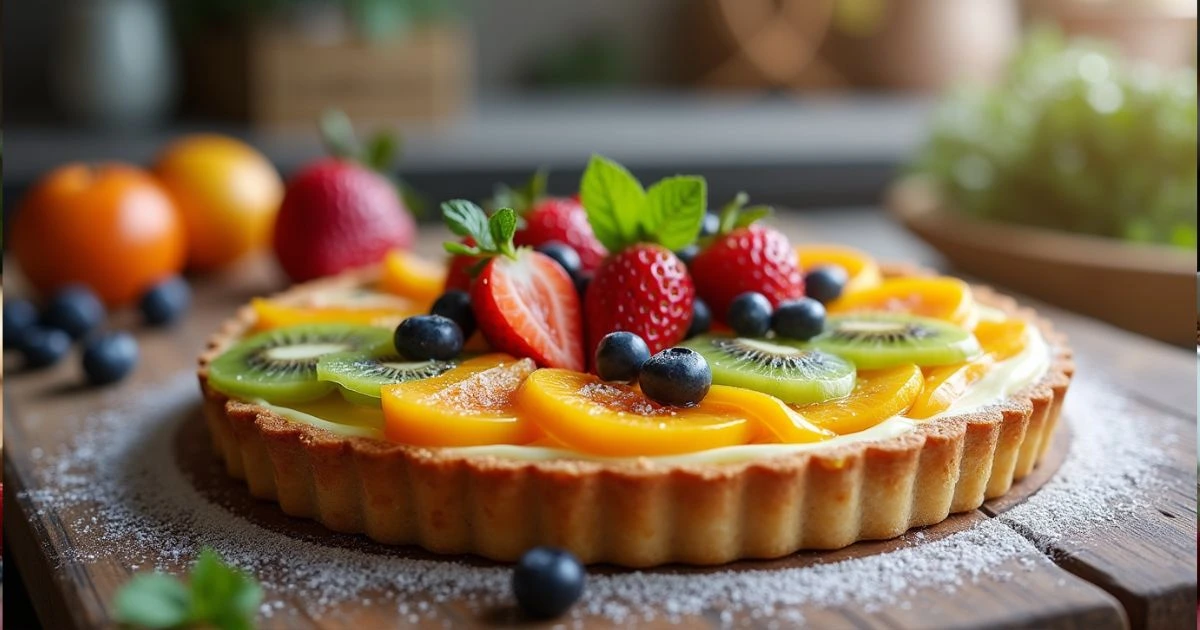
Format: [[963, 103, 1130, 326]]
[[797, 364, 924, 435], [512, 547, 586, 620], [429, 289, 476, 339], [394, 314, 464, 361], [803, 265, 849, 304], [795, 245, 883, 294], [811, 312, 981, 370], [594, 331, 651, 383], [251, 298, 420, 331], [771, 297, 826, 341], [639, 346, 712, 407], [682, 335, 855, 405], [727, 291, 773, 337], [380, 249, 446, 306], [828, 276, 977, 329]]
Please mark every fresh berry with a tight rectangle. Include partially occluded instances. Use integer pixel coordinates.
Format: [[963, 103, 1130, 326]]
[[497, 171, 608, 273], [139, 276, 192, 326], [273, 158, 415, 282], [444, 201, 584, 370], [21, 327, 71, 369], [700, 211, 720, 237], [727, 291, 772, 337], [675, 244, 699, 266], [4, 298, 39, 349], [687, 298, 712, 339], [639, 347, 711, 407], [42, 285, 106, 339], [443, 237, 478, 292], [772, 297, 826, 340], [82, 331, 139, 385], [594, 331, 651, 383], [512, 547, 586, 620], [394, 315, 464, 361], [690, 193, 803, 320], [574, 274, 591, 299], [535, 241, 583, 279], [804, 265, 849, 304], [430, 290, 476, 338], [586, 244, 694, 360]]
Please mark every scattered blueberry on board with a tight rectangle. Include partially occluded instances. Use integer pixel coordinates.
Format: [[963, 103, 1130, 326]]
[[772, 297, 826, 341], [512, 546, 586, 619], [727, 291, 773, 338], [20, 326, 72, 369], [4, 297, 39, 349], [430, 290, 476, 339], [639, 346, 712, 407], [595, 331, 651, 383], [43, 285, 106, 340], [394, 315, 464, 361], [140, 276, 192, 326], [804, 265, 849, 304], [83, 331, 140, 385]]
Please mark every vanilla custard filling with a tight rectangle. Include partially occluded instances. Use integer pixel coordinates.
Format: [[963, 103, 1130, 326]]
[[259, 308, 1051, 464]]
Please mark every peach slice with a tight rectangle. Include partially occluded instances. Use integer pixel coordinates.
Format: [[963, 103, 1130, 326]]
[[251, 297, 420, 331], [795, 364, 923, 435], [827, 276, 977, 329], [907, 319, 1031, 419], [381, 354, 539, 447], [380, 249, 447, 305], [795, 244, 883, 294]]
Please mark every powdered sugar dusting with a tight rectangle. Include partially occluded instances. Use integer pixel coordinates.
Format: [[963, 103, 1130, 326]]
[[17, 369, 1172, 626]]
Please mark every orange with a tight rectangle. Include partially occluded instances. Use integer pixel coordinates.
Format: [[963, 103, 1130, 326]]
[[154, 134, 283, 271], [250, 298, 423, 331], [796, 364, 923, 434], [12, 163, 186, 306], [381, 355, 540, 447], [380, 249, 447, 305], [908, 319, 1030, 419], [795, 244, 883, 294], [827, 277, 978, 329]]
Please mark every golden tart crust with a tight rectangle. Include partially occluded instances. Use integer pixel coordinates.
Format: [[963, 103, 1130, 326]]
[[196, 267, 1073, 567]]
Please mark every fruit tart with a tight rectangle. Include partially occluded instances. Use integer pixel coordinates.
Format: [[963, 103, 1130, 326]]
[[197, 158, 1072, 567]]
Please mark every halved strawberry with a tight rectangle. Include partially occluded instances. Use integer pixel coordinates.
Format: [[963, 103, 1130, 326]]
[[493, 170, 607, 273], [444, 237, 477, 292], [442, 200, 583, 371]]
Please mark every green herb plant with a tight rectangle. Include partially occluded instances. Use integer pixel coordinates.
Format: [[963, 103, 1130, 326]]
[[113, 549, 263, 630]]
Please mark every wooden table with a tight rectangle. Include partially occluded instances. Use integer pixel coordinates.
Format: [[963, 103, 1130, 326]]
[[4, 210, 1196, 629]]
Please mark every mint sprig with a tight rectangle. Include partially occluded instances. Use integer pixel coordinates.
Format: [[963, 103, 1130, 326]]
[[713, 192, 773, 238], [113, 549, 263, 630], [442, 199, 519, 260], [490, 168, 549, 215], [580, 155, 706, 252]]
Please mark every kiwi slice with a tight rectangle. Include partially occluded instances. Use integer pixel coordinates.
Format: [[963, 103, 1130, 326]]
[[317, 350, 455, 406], [682, 335, 856, 404], [207, 324, 393, 403], [811, 312, 981, 369]]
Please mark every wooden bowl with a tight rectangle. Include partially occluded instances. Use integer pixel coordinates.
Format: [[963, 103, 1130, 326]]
[[887, 176, 1196, 347]]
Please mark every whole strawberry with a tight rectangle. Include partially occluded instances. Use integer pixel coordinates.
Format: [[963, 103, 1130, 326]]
[[494, 170, 607, 273], [273, 158, 415, 282], [689, 193, 803, 321], [580, 156, 706, 362]]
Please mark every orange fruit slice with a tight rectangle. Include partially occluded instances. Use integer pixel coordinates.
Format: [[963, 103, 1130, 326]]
[[827, 277, 977, 328], [907, 319, 1031, 419], [795, 244, 883, 294], [381, 354, 539, 446], [795, 364, 923, 434], [515, 369, 758, 456], [380, 249, 447, 306], [251, 298, 421, 331], [701, 385, 835, 444]]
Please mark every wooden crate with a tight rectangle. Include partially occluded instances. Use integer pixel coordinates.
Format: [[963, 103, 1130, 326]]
[[184, 24, 471, 127]]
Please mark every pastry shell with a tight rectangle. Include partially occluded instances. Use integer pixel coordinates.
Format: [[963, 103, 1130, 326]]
[[196, 268, 1073, 567]]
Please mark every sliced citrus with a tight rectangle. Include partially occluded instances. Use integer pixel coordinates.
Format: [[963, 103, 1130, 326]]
[[827, 276, 977, 328], [251, 297, 421, 331], [907, 319, 1031, 419], [515, 369, 757, 456], [795, 364, 923, 434], [795, 244, 883, 294], [701, 385, 835, 444], [381, 354, 539, 446], [380, 249, 447, 305]]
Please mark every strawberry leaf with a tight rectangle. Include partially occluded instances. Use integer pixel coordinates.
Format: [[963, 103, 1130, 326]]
[[364, 131, 398, 173], [644, 176, 706, 251], [489, 208, 519, 258], [581, 154, 646, 251], [444, 241, 481, 257], [443, 199, 496, 251], [521, 168, 549, 207], [715, 192, 773, 236]]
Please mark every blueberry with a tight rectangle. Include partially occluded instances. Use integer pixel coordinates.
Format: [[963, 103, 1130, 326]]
[[42, 285, 106, 339], [675, 244, 699, 266], [727, 292, 772, 337], [686, 298, 711, 339], [535, 241, 582, 279], [772, 298, 826, 340], [512, 547, 586, 619], [430, 290, 476, 338], [699, 211, 720, 238], [639, 347, 711, 407], [394, 315, 463, 361], [139, 276, 192, 326], [595, 331, 651, 383], [82, 331, 140, 385], [804, 265, 849, 304], [574, 274, 591, 300], [4, 297, 39, 350], [20, 326, 72, 369]]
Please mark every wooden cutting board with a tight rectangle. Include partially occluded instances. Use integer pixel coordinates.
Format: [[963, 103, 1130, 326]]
[[3, 215, 1196, 629]]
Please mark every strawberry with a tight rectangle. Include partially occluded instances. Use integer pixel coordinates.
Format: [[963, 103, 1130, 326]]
[[442, 200, 584, 370], [443, 237, 477, 292], [493, 170, 607, 273], [273, 158, 415, 283], [579, 156, 707, 361], [689, 193, 803, 321]]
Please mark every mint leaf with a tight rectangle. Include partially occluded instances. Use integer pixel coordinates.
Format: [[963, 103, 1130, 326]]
[[318, 109, 358, 159], [443, 241, 480, 256], [113, 574, 191, 629], [580, 155, 646, 251], [488, 208, 518, 257], [644, 176, 706, 251], [189, 549, 262, 630], [364, 131, 398, 173], [733, 205, 772, 229], [442, 200, 496, 251]]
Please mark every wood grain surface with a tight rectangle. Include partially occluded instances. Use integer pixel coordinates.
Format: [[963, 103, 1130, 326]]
[[3, 211, 1196, 629]]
